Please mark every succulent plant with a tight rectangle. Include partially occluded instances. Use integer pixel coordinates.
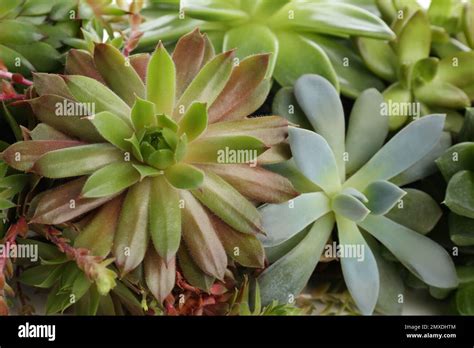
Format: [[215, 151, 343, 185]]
[[356, 3, 474, 130], [436, 109, 474, 315], [137, 0, 396, 98], [0, 0, 127, 75], [1, 29, 295, 305], [257, 75, 458, 315]]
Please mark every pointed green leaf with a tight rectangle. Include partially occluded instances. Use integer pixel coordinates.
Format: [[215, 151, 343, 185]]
[[165, 163, 204, 189], [259, 192, 330, 247], [90, 111, 134, 151], [113, 178, 151, 274], [33, 144, 124, 179], [149, 176, 181, 263], [94, 43, 145, 106], [191, 171, 262, 235], [177, 102, 208, 141], [364, 180, 406, 215], [177, 246, 215, 291], [147, 42, 176, 116], [337, 216, 379, 315], [345, 115, 445, 190], [82, 162, 140, 198], [332, 193, 371, 222], [131, 97, 157, 131], [396, 10, 431, 65], [359, 214, 458, 288]]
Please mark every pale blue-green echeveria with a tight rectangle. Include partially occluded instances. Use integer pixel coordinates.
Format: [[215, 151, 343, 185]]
[[137, 0, 395, 98], [258, 74, 458, 315]]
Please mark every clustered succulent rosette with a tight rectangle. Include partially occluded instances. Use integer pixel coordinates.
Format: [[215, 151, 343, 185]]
[[0, 0, 127, 75], [137, 0, 396, 97], [1, 28, 296, 305], [257, 75, 458, 315], [436, 108, 474, 315], [356, 1, 474, 130]]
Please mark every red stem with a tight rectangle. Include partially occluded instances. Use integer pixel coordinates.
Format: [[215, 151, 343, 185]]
[[0, 71, 33, 86]]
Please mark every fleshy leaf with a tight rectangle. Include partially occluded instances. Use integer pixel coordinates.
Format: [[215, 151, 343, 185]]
[[274, 31, 338, 90], [131, 97, 157, 131], [181, 191, 227, 279], [209, 53, 270, 122], [259, 192, 330, 247], [436, 142, 474, 181], [90, 111, 134, 151], [192, 171, 262, 235], [165, 163, 204, 189], [345, 89, 388, 175], [185, 135, 267, 163], [177, 101, 208, 141], [364, 180, 406, 216], [177, 246, 215, 291], [258, 214, 334, 306], [144, 246, 176, 303], [445, 170, 474, 218], [289, 127, 341, 195], [149, 176, 181, 263], [147, 42, 176, 116], [337, 216, 379, 315], [74, 197, 123, 258], [345, 115, 445, 190], [2, 140, 83, 172], [113, 178, 151, 275], [294, 74, 345, 178], [359, 214, 458, 288], [396, 10, 431, 65], [33, 143, 124, 179], [449, 212, 474, 246], [82, 162, 140, 198], [94, 43, 145, 106], [355, 37, 397, 82], [386, 189, 442, 235]]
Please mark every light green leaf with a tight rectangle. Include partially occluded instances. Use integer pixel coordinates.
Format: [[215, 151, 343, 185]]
[[259, 192, 330, 247], [113, 178, 151, 274], [364, 180, 406, 215], [94, 43, 145, 106], [337, 216, 379, 315], [131, 97, 157, 131], [345, 88, 388, 175], [273, 31, 338, 90], [396, 10, 431, 65], [355, 37, 397, 81], [345, 115, 445, 190], [223, 23, 277, 77], [192, 171, 262, 234], [445, 170, 474, 218], [258, 214, 334, 306], [449, 212, 474, 246], [177, 101, 208, 142], [332, 192, 371, 222], [90, 111, 134, 151], [270, 2, 394, 39], [181, 0, 248, 21], [436, 142, 474, 181], [289, 127, 341, 195], [147, 43, 176, 116], [33, 144, 124, 179], [82, 162, 140, 198], [149, 176, 181, 263], [165, 163, 204, 189], [359, 214, 458, 288], [294, 74, 345, 179]]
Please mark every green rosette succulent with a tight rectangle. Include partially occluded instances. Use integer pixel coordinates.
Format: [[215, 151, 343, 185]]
[[1, 29, 296, 304], [0, 0, 127, 75], [356, 2, 474, 130], [257, 74, 458, 315], [137, 0, 396, 98], [436, 108, 474, 315]]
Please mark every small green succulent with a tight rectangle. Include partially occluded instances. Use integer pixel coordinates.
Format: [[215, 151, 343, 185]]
[[137, 0, 396, 97], [0, 0, 127, 75], [257, 75, 458, 315], [1, 29, 295, 304], [356, 3, 474, 130]]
